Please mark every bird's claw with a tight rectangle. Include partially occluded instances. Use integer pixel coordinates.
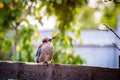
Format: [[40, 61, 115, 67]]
[[45, 61, 49, 66]]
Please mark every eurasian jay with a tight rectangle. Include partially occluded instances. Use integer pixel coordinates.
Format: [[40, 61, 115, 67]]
[[36, 36, 56, 64]]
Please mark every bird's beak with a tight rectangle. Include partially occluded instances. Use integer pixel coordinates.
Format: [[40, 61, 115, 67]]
[[51, 36, 56, 40], [49, 36, 56, 41]]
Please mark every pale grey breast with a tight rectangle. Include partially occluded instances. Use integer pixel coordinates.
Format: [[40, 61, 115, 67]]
[[40, 42, 54, 62]]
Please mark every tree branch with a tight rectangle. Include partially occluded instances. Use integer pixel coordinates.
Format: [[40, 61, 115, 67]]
[[19, 2, 33, 25], [102, 24, 120, 51], [11, 22, 17, 31], [11, 1, 33, 54], [104, 24, 120, 40], [112, 43, 120, 51], [12, 2, 33, 30]]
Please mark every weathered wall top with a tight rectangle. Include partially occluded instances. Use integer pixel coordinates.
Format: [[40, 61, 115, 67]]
[[0, 61, 120, 80]]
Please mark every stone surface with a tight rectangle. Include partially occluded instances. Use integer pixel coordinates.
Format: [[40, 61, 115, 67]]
[[0, 61, 120, 80]]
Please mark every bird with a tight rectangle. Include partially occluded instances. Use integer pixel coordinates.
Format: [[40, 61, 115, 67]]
[[36, 36, 56, 64]]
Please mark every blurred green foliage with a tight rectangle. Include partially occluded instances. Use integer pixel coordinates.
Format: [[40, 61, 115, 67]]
[[0, 0, 120, 65], [0, 0, 36, 61]]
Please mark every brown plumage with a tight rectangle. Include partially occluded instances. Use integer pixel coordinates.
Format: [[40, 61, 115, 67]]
[[36, 36, 56, 64]]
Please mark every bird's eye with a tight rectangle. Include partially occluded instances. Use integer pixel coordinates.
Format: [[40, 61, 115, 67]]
[[48, 39, 51, 41]]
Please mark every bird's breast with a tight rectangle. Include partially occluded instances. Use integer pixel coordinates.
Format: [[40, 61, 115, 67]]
[[41, 42, 54, 55]]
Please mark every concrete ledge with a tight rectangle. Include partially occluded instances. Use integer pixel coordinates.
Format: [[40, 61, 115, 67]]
[[0, 61, 120, 80]]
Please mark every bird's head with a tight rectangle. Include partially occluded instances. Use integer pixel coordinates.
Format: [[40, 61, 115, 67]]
[[42, 36, 56, 43]]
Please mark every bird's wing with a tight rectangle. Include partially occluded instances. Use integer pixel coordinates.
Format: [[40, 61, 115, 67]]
[[36, 47, 41, 63], [36, 47, 41, 57], [36, 44, 43, 57]]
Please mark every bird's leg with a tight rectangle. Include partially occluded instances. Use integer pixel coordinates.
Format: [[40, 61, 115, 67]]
[[44, 61, 49, 66], [36, 60, 39, 63], [36, 57, 39, 63]]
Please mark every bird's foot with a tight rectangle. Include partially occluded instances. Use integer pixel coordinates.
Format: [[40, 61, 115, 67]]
[[44, 61, 49, 66]]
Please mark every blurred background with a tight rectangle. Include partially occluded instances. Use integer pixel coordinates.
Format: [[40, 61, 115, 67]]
[[0, 0, 120, 68]]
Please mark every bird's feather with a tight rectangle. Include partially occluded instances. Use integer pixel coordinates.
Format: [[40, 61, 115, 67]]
[[36, 47, 41, 57], [36, 47, 41, 63], [36, 44, 43, 57]]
